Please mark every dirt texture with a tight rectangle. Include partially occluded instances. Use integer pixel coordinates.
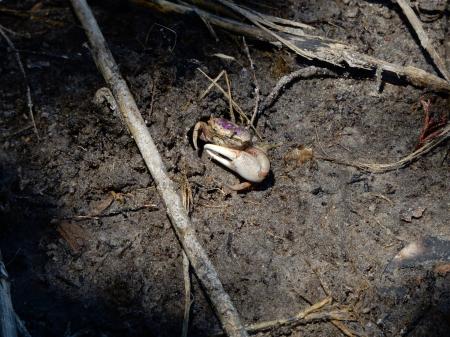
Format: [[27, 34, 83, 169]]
[[1, 1, 449, 336]]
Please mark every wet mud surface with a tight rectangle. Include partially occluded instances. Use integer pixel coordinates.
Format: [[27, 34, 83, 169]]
[[1, 1, 449, 336]]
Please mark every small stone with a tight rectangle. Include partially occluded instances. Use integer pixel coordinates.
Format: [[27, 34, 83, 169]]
[[345, 7, 359, 18], [382, 9, 392, 19], [311, 187, 323, 195]]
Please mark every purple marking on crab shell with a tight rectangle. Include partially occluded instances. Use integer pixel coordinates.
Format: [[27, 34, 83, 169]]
[[217, 118, 245, 134]]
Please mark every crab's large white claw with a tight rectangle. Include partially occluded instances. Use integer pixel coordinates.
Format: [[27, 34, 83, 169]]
[[204, 144, 270, 183]]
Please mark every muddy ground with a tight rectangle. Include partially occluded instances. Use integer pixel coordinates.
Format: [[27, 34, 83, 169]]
[[1, 1, 449, 336]]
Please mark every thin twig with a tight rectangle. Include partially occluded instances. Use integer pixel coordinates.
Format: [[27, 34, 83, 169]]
[[246, 310, 355, 335], [0, 125, 34, 140], [149, 76, 157, 117], [331, 319, 360, 337], [69, 1, 248, 336], [0, 6, 65, 27], [0, 25, 39, 139], [66, 204, 159, 221], [394, 0, 450, 82], [245, 297, 332, 333], [213, 297, 356, 336], [242, 37, 260, 127], [314, 125, 331, 158], [259, 66, 337, 115]]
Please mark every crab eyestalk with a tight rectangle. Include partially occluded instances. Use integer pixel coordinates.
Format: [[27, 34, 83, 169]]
[[204, 144, 270, 183]]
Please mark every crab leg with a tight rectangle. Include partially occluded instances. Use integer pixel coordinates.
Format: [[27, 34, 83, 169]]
[[192, 121, 208, 150], [204, 144, 270, 183]]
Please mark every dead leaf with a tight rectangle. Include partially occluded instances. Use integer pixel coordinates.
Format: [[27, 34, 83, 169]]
[[387, 236, 450, 271], [89, 193, 114, 216], [30, 2, 44, 12], [57, 221, 88, 254], [111, 191, 125, 203], [434, 263, 450, 276], [284, 145, 314, 164], [392, 241, 425, 262]]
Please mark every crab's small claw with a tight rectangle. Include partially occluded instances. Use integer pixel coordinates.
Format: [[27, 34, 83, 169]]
[[204, 144, 270, 183]]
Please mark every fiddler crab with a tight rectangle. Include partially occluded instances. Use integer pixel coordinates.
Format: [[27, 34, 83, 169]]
[[193, 117, 270, 191]]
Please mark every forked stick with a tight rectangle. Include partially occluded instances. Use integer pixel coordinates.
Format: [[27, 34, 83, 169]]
[[70, 1, 248, 336]]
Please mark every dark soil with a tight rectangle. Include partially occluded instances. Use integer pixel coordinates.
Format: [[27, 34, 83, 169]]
[[1, 1, 449, 336]]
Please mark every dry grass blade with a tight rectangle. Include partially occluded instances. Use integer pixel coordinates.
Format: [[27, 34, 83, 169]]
[[196, 68, 263, 138], [223, 71, 235, 123], [215, 0, 316, 60], [197, 69, 236, 122], [199, 70, 225, 100], [242, 6, 314, 30], [318, 123, 450, 173], [197, 68, 248, 121], [188, 0, 314, 31], [194, 8, 219, 41], [197, 68, 244, 122], [242, 37, 260, 126]]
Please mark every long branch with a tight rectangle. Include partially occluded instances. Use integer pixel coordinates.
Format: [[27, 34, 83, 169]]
[[69, 1, 248, 336], [0, 251, 18, 337]]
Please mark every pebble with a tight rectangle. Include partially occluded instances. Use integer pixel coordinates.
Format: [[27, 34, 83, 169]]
[[345, 7, 359, 18], [381, 9, 392, 19]]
